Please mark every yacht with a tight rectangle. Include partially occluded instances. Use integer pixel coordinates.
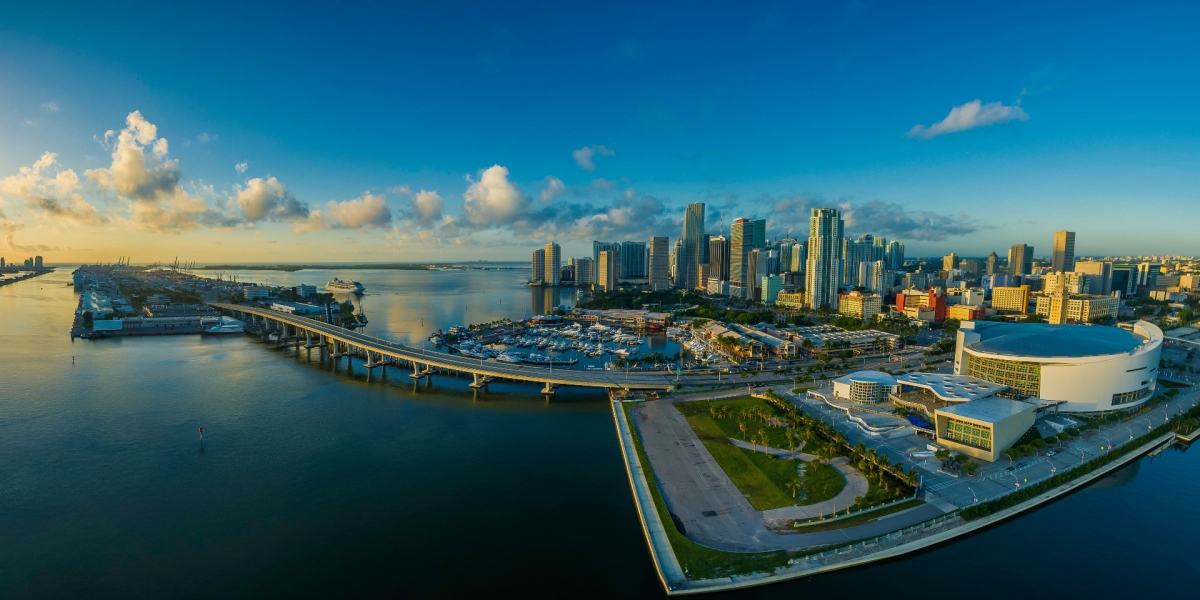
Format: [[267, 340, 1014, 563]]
[[203, 317, 245, 335], [326, 278, 365, 294]]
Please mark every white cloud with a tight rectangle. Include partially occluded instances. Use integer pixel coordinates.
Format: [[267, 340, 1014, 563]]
[[572, 145, 615, 171], [296, 192, 392, 232], [235, 162, 248, 174], [462, 165, 531, 225], [197, 132, 218, 143], [235, 177, 308, 222], [411, 190, 444, 226], [907, 100, 1028, 139], [41, 102, 59, 113], [86, 111, 232, 232], [539, 176, 566, 203], [0, 152, 107, 225]]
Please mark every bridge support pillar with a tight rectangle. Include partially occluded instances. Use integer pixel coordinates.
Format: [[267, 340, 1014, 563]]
[[304, 331, 315, 349], [469, 372, 491, 390], [541, 382, 558, 395], [410, 362, 428, 381], [331, 341, 344, 358], [364, 351, 379, 370]]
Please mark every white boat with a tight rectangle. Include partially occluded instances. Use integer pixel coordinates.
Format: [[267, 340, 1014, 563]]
[[203, 317, 245, 335], [326, 278, 365, 294]]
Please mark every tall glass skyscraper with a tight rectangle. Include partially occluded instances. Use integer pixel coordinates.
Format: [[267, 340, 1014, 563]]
[[678, 202, 705, 289], [619, 241, 647, 280], [592, 241, 620, 282], [805, 208, 844, 310], [648, 236, 670, 291]]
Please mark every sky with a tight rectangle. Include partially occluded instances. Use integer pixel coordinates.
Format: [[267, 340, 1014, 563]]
[[1, 0, 1198, 264]]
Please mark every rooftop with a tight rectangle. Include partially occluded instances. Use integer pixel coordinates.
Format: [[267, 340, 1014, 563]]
[[897, 373, 1008, 402], [937, 397, 1037, 424], [965, 322, 1145, 358], [834, 370, 898, 387]]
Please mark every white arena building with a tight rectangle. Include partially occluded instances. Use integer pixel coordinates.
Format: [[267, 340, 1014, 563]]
[[953, 320, 1163, 415]]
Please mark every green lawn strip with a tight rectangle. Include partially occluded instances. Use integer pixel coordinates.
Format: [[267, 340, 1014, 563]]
[[675, 396, 794, 449], [788, 499, 926, 533], [798, 461, 845, 505], [621, 403, 790, 580]]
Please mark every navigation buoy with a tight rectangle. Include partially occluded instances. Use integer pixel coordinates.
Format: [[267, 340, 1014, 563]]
[[199, 426, 204, 442]]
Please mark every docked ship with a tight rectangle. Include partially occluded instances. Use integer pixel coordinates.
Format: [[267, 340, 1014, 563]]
[[326, 278, 365, 294], [203, 317, 245, 335]]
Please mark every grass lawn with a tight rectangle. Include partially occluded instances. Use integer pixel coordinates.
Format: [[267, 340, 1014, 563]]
[[675, 396, 793, 449], [685, 413, 844, 510], [622, 402, 791, 580]]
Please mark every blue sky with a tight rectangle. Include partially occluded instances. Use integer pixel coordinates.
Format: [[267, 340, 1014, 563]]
[[1, 1, 1197, 263]]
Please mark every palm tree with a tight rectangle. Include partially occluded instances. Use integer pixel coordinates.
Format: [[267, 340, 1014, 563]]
[[786, 480, 803, 498], [709, 406, 718, 419], [738, 421, 748, 440], [757, 428, 767, 450]]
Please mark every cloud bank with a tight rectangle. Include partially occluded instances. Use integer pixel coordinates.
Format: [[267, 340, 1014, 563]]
[[572, 145, 615, 171]]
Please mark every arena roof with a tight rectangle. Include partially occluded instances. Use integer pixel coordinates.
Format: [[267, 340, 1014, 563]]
[[937, 397, 1038, 424], [965, 323, 1144, 358], [897, 373, 1007, 401], [833, 370, 898, 387]]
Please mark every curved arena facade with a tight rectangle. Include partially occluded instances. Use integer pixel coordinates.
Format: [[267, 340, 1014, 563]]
[[953, 320, 1163, 414]]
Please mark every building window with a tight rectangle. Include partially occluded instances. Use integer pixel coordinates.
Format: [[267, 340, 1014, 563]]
[[942, 417, 992, 451], [1112, 387, 1152, 406], [964, 354, 1040, 399]]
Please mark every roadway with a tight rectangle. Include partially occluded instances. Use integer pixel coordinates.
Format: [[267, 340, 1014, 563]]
[[212, 303, 764, 391]]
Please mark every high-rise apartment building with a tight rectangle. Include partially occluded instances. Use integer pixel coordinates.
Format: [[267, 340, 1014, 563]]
[[707, 235, 729, 282], [619, 241, 647, 280], [592, 241, 620, 282], [648, 237, 670, 291], [839, 291, 883, 321], [677, 202, 705, 290], [1007, 244, 1034, 277], [943, 253, 959, 273], [576, 257, 594, 286], [543, 242, 561, 286], [1052, 231, 1076, 273], [804, 208, 844, 310], [843, 235, 877, 287], [598, 251, 618, 291], [729, 218, 751, 299], [760, 275, 784, 305], [775, 238, 799, 273], [986, 252, 999, 276], [859, 260, 891, 295], [34, 255, 43, 268], [792, 241, 808, 273], [1136, 262, 1161, 289], [531, 248, 546, 282]]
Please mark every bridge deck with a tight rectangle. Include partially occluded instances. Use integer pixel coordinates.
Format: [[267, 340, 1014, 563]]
[[210, 303, 677, 390]]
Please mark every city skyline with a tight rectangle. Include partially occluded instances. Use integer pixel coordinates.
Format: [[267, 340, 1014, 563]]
[[2, 3, 1199, 263]]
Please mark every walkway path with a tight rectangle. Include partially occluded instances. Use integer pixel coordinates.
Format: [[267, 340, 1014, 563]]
[[724, 438, 872, 520], [630, 400, 949, 552]]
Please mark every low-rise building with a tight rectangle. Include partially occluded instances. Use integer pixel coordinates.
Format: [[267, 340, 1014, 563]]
[[790, 325, 899, 353], [576, 309, 671, 330], [990, 285, 1030, 314], [839, 291, 883, 321], [293, 284, 316, 298], [1034, 293, 1118, 323], [948, 304, 984, 321], [833, 371, 899, 404], [271, 301, 322, 315], [934, 397, 1038, 462], [775, 291, 804, 309], [244, 286, 270, 299], [706, 279, 729, 296]]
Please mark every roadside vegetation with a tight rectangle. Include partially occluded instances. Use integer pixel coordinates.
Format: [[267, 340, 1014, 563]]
[[785, 498, 926, 533]]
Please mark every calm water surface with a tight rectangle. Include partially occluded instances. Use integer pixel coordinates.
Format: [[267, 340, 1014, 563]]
[[2, 267, 1198, 598]]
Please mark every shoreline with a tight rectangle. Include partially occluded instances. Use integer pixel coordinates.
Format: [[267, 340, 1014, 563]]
[[613, 396, 1179, 595]]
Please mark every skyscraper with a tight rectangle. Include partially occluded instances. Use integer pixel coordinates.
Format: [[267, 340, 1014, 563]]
[[648, 237, 670, 291], [843, 235, 876, 287], [576, 257, 594, 286], [986, 252, 999, 276], [598, 251, 618, 291], [543, 242, 560, 286], [592, 241, 620, 282], [1052, 230, 1076, 273], [885, 241, 904, 270], [619, 241, 647, 280], [943, 253, 959, 273], [805, 208, 844, 310], [708, 235, 729, 282], [678, 202, 705, 289], [1007, 244, 1034, 277], [729, 218, 751, 298], [791, 241, 807, 273], [531, 248, 546, 282], [1075, 260, 1113, 295]]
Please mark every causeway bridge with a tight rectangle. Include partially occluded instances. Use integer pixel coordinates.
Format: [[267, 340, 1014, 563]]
[[210, 303, 687, 393]]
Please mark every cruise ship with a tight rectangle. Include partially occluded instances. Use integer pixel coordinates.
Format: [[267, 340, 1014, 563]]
[[326, 278, 365, 294]]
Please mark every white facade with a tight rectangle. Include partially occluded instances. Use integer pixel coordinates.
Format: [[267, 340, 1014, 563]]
[[954, 320, 1163, 414]]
